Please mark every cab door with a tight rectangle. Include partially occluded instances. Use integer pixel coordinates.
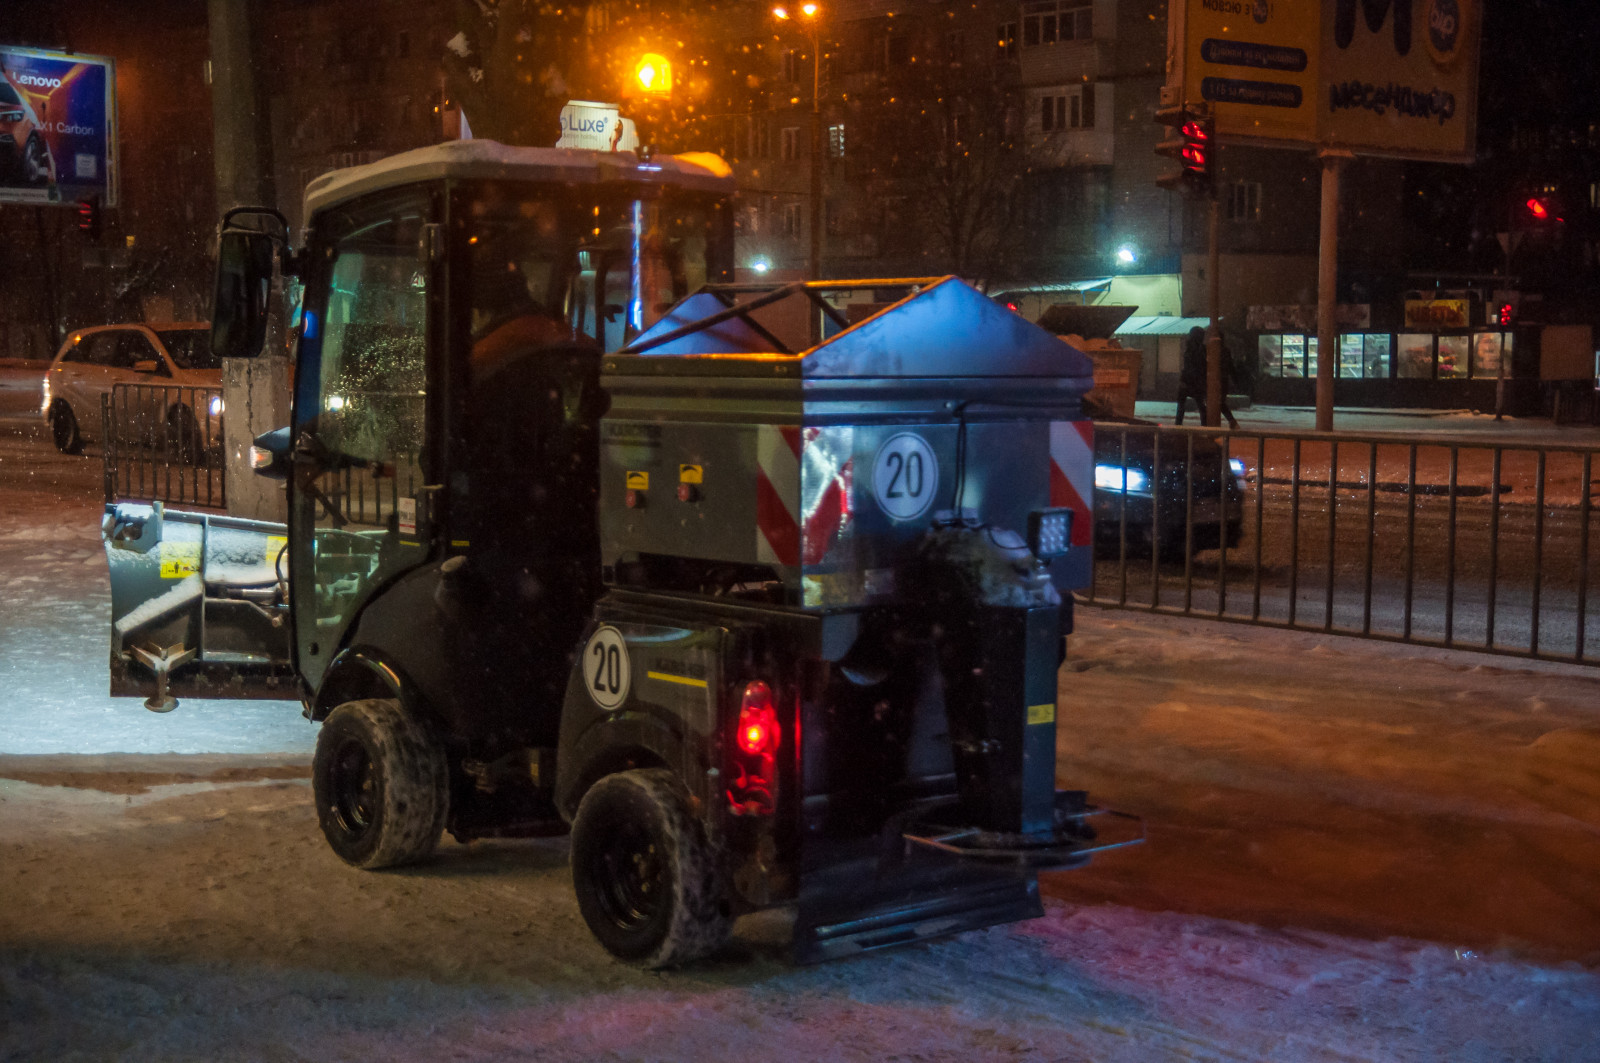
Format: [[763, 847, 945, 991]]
[[289, 188, 439, 689]]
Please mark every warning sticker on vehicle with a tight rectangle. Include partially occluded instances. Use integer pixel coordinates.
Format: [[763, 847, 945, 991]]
[[678, 464, 703, 484], [397, 497, 417, 536], [625, 471, 649, 490], [159, 541, 202, 580]]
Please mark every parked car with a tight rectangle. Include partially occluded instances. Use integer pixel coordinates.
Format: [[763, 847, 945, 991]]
[[0, 74, 54, 187], [1086, 397, 1247, 560], [42, 323, 220, 456]]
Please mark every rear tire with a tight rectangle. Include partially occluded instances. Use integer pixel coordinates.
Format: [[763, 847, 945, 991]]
[[50, 403, 82, 455], [570, 768, 732, 967], [312, 698, 448, 870]]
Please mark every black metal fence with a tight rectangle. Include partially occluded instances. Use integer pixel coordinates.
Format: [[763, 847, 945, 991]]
[[1084, 423, 1600, 666], [101, 383, 226, 509]]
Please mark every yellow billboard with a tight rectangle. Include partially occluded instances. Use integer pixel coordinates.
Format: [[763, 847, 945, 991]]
[[1181, 0, 1321, 145], [1178, 0, 1480, 162]]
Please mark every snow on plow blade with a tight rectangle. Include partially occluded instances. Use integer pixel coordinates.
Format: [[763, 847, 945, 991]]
[[103, 501, 296, 708]]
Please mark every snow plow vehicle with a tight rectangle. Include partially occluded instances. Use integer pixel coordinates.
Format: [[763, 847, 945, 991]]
[[101, 141, 1139, 966]]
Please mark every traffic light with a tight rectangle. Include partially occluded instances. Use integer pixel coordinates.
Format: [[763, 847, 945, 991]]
[[1497, 302, 1515, 327], [1155, 105, 1213, 194], [1524, 196, 1563, 224], [76, 197, 101, 239]]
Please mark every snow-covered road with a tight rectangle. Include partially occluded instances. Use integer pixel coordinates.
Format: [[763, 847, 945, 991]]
[[3, 422, 1600, 1060]]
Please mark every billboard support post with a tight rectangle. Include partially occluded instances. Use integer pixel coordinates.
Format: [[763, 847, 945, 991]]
[[1316, 150, 1352, 433]]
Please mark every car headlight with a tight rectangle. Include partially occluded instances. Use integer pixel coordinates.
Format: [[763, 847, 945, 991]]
[[208, 396, 225, 417], [1095, 463, 1150, 494]]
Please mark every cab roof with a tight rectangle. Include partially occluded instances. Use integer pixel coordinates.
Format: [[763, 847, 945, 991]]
[[303, 140, 735, 218]]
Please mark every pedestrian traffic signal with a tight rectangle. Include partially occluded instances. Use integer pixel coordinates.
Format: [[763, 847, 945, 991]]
[[1155, 105, 1213, 194], [76, 197, 101, 239], [1498, 302, 1514, 326]]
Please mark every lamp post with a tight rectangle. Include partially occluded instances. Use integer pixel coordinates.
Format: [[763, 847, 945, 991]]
[[773, 3, 823, 280]]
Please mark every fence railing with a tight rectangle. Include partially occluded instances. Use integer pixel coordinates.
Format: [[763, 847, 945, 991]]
[[101, 383, 226, 510], [1083, 422, 1600, 667]]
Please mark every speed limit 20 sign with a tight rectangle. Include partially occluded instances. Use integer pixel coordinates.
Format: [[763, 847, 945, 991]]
[[582, 626, 631, 710], [871, 432, 940, 521]]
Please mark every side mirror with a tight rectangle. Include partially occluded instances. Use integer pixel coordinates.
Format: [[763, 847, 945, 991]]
[[212, 229, 275, 361], [249, 425, 292, 481]]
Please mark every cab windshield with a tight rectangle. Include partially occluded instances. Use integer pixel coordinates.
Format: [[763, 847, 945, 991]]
[[462, 180, 731, 375]]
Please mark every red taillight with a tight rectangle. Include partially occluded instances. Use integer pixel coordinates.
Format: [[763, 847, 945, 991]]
[[736, 681, 779, 754]]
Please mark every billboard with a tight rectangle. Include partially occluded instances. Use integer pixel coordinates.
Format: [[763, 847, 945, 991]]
[[0, 46, 117, 206], [1173, 0, 1480, 162]]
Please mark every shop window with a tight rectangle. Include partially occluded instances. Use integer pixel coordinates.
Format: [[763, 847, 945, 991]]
[[1363, 334, 1391, 378], [1397, 334, 1434, 378], [1437, 335, 1469, 379], [1471, 332, 1504, 377], [1259, 333, 1309, 378], [1337, 334, 1364, 378]]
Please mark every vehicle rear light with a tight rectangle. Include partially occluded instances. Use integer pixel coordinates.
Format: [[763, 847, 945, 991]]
[[249, 445, 274, 470], [736, 681, 778, 754]]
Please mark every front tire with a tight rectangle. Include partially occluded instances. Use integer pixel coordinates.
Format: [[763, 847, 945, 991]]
[[570, 768, 732, 967], [312, 698, 448, 870], [50, 403, 82, 454]]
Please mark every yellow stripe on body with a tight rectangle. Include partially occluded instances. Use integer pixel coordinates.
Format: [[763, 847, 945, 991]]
[[647, 671, 709, 689]]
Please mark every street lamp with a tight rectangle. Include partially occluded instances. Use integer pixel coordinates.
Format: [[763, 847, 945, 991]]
[[633, 53, 673, 97], [772, 2, 823, 281]]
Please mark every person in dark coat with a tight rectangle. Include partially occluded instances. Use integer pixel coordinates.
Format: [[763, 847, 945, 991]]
[[1176, 326, 1239, 428], [1175, 326, 1207, 425]]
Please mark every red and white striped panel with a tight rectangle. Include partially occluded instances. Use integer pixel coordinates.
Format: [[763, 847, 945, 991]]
[[756, 425, 802, 567], [798, 426, 853, 567], [1049, 420, 1095, 548]]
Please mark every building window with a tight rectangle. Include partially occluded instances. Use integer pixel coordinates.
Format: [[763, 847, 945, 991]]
[[1039, 85, 1094, 132], [748, 119, 771, 160], [780, 126, 801, 162], [1022, 0, 1092, 47], [1226, 181, 1263, 222], [1397, 334, 1435, 378], [782, 201, 803, 238], [945, 31, 964, 64], [782, 48, 800, 82], [996, 22, 1018, 60], [887, 34, 911, 65], [828, 123, 845, 158]]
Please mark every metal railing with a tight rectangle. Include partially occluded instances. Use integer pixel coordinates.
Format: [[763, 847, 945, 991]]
[[1083, 422, 1600, 666], [101, 383, 226, 509]]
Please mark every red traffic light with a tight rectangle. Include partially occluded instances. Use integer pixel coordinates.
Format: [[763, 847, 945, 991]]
[[1498, 302, 1514, 327], [1179, 120, 1209, 141], [75, 198, 101, 239], [1526, 197, 1550, 220]]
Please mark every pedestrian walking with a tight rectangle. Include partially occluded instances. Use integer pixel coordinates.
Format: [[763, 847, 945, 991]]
[[1175, 326, 1206, 425]]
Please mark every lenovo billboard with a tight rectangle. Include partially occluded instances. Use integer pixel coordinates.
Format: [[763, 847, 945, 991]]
[[0, 45, 117, 206]]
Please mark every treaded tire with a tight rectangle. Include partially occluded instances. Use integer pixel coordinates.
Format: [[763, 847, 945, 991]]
[[50, 403, 82, 455], [312, 698, 448, 870], [571, 768, 732, 967]]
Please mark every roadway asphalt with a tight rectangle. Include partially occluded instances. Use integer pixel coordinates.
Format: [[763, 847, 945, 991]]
[[1135, 400, 1600, 447]]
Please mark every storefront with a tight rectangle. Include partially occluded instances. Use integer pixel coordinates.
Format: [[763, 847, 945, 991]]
[[1249, 295, 1536, 411]]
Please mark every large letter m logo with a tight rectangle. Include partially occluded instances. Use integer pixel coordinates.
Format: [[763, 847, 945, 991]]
[[1335, 0, 1413, 56]]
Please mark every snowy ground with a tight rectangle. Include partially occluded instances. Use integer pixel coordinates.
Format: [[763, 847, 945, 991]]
[[4, 422, 1600, 1060]]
